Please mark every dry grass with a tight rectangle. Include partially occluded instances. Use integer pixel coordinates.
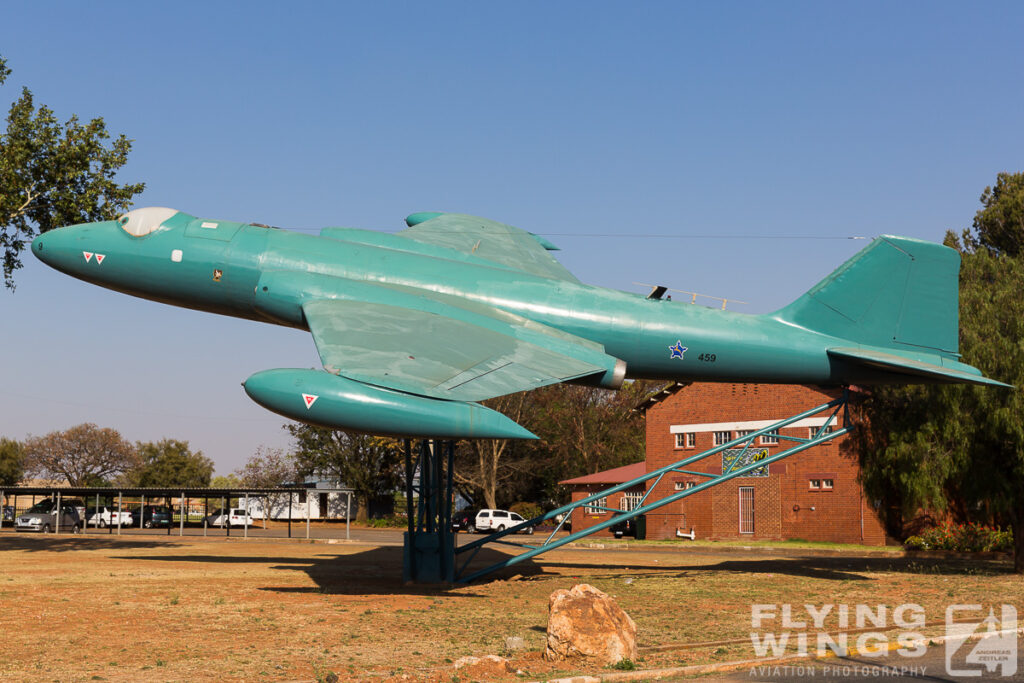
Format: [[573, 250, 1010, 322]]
[[0, 533, 1019, 682]]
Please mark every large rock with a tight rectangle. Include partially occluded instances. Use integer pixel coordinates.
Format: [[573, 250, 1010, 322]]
[[544, 583, 637, 664]]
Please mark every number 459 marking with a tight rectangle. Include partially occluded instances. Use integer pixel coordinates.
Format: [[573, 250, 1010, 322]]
[[698, 353, 717, 362]]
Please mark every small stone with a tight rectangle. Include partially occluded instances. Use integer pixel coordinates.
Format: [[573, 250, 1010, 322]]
[[453, 654, 513, 679], [504, 636, 526, 652]]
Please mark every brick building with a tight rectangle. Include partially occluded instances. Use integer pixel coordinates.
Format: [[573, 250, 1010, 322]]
[[562, 383, 888, 545]]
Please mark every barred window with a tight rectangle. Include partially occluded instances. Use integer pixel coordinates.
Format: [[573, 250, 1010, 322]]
[[621, 492, 643, 511]]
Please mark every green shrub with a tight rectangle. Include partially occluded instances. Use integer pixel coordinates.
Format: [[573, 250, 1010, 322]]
[[368, 515, 407, 528], [903, 523, 1012, 552], [509, 502, 543, 521], [903, 535, 926, 550]]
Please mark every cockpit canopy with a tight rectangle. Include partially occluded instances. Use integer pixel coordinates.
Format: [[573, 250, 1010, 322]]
[[118, 207, 180, 237]]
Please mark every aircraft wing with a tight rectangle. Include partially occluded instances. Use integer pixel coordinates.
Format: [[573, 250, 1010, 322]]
[[397, 213, 580, 282], [301, 296, 623, 402]]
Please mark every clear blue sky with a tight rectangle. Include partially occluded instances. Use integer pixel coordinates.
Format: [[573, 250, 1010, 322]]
[[2, 2, 1022, 475]]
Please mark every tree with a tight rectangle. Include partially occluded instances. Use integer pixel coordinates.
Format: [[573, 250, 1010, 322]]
[[236, 446, 299, 518], [853, 172, 1024, 571], [528, 381, 653, 504], [0, 54, 144, 288], [210, 473, 241, 489], [285, 424, 403, 522], [452, 392, 533, 509], [235, 446, 298, 488], [0, 437, 24, 486], [22, 423, 137, 486], [963, 172, 1024, 257], [125, 439, 214, 488], [450, 381, 655, 509]]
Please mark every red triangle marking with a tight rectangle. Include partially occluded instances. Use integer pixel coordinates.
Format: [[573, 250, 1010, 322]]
[[95, 253, 106, 265], [83, 252, 93, 262], [302, 394, 318, 409]]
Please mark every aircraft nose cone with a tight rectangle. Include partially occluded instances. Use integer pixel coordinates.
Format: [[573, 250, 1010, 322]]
[[31, 221, 117, 274], [31, 229, 67, 269], [31, 225, 78, 270]]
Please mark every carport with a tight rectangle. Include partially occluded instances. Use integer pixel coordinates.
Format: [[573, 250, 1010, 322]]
[[0, 485, 353, 540]]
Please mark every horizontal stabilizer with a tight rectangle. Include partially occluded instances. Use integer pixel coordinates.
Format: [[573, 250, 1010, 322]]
[[827, 347, 1012, 387]]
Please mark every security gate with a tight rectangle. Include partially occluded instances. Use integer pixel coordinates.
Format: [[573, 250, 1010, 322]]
[[739, 486, 754, 534]]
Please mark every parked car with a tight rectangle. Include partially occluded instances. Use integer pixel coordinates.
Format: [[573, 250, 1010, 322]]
[[133, 505, 173, 528], [204, 508, 255, 527], [610, 515, 637, 539], [85, 505, 133, 528], [473, 509, 534, 534], [451, 508, 481, 532], [15, 500, 82, 533]]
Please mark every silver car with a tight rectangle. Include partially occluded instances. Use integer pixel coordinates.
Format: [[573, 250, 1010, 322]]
[[15, 500, 82, 533]]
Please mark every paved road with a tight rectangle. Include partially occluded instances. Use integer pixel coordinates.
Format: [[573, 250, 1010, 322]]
[[711, 636, 1024, 682], [0, 524, 545, 547]]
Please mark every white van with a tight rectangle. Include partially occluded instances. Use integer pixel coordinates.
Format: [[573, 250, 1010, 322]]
[[204, 508, 255, 527], [85, 505, 133, 528], [473, 509, 533, 534]]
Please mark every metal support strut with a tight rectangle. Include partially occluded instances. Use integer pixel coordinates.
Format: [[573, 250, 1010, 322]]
[[402, 439, 456, 583], [454, 390, 851, 583]]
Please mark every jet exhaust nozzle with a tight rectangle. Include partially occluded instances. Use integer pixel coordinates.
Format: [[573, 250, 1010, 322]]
[[243, 368, 537, 440]]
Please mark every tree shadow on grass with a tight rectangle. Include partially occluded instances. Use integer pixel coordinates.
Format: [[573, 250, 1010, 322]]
[[105, 544, 551, 597], [0, 533, 185, 552], [531, 553, 1011, 582]]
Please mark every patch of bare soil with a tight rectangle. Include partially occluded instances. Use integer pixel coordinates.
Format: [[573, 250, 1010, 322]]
[[0, 533, 1018, 681]]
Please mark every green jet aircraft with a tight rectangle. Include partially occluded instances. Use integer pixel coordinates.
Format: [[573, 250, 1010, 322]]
[[31, 207, 1008, 439]]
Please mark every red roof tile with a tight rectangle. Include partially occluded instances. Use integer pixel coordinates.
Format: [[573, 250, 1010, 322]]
[[560, 461, 646, 486]]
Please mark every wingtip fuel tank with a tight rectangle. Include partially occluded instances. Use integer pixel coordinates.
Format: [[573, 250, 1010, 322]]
[[243, 369, 538, 440]]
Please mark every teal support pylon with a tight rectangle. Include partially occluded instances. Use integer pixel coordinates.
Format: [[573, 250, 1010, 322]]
[[455, 391, 850, 583], [403, 440, 456, 583]]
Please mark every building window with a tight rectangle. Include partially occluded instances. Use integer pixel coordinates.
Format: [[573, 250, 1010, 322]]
[[809, 479, 821, 490], [584, 497, 608, 514], [736, 429, 754, 440], [621, 492, 643, 511], [739, 487, 754, 534], [713, 430, 732, 446], [674, 481, 697, 491], [760, 430, 779, 445], [808, 425, 835, 438], [822, 478, 834, 490], [675, 432, 695, 449]]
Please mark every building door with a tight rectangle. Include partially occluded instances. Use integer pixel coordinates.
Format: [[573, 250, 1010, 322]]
[[739, 487, 754, 534]]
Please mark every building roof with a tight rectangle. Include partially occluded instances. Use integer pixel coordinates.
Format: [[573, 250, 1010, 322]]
[[560, 461, 646, 486], [634, 381, 690, 414]]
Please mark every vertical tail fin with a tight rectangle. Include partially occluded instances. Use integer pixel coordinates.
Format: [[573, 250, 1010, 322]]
[[772, 236, 960, 356]]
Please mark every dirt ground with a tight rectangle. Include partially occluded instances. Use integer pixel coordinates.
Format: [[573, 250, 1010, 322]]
[[0, 532, 1020, 682]]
